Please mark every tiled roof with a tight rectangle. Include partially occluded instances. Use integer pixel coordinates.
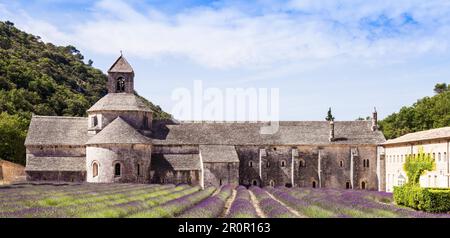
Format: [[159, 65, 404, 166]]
[[200, 145, 240, 162], [25, 116, 90, 146], [25, 156, 85, 171], [86, 117, 150, 145], [384, 127, 450, 145], [151, 120, 386, 146], [108, 55, 133, 73], [87, 93, 153, 112]]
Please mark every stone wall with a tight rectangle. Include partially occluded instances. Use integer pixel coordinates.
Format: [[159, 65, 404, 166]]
[[26, 171, 86, 182], [0, 160, 25, 184], [86, 144, 151, 183], [203, 162, 239, 187], [236, 145, 379, 190]]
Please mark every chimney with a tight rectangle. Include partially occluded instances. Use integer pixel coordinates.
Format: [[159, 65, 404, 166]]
[[329, 120, 335, 142], [372, 107, 378, 131]]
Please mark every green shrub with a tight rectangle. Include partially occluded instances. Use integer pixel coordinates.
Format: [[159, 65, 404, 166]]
[[394, 185, 450, 213]]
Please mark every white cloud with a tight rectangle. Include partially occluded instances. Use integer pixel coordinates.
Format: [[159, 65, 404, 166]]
[[2, 0, 450, 69]]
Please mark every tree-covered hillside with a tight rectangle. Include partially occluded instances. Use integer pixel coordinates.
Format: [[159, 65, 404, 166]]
[[379, 83, 450, 139], [0, 21, 170, 165]]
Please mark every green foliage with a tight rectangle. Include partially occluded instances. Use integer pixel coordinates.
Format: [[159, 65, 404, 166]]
[[0, 112, 28, 164], [403, 148, 435, 186], [325, 107, 335, 121], [434, 83, 449, 94], [0, 21, 171, 165], [379, 83, 450, 139], [394, 185, 450, 213]]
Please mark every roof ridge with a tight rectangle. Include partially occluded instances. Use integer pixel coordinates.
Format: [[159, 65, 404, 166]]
[[32, 115, 87, 120]]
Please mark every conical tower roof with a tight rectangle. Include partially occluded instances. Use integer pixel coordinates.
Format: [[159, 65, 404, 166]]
[[86, 117, 150, 145], [108, 55, 134, 73]]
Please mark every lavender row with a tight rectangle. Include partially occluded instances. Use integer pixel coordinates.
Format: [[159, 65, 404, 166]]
[[249, 186, 297, 218], [227, 186, 258, 218], [128, 186, 216, 218], [179, 184, 234, 218]]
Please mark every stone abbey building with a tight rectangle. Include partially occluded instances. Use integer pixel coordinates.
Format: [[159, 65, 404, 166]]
[[24, 56, 387, 190]]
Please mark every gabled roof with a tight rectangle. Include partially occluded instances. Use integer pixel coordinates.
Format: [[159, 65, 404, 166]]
[[151, 120, 386, 146], [200, 145, 239, 163], [25, 116, 90, 146], [108, 55, 133, 73], [151, 154, 201, 171], [384, 127, 450, 145], [86, 117, 150, 145], [87, 93, 153, 112]]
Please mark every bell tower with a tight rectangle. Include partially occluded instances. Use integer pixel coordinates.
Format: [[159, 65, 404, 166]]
[[107, 54, 134, 93]]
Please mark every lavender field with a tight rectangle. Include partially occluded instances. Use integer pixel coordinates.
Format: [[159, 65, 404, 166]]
[[0, 183, 449, 218]]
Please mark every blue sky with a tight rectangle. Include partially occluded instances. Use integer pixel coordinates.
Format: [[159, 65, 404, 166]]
[[1, 0, 450, 121]]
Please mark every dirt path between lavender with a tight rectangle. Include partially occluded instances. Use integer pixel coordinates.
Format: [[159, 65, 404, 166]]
[[265, 191, 306, 218], [248, 190, 266, 218], [220, 189, 236, 218]]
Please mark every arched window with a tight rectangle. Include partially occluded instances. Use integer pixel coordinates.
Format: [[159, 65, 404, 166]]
[[114, 163, 121, 177], [269, 180, 275, 187], [248, 161, 253, 168], [361, 181, 366, 190], [280, 160, 286, 167], [116, 77, 125, 92], [339, 160, 344, 168], [312, 181, 317, 188], [366, 159, 369, 168], [137, 164, 141, 176], [252, 180, 258, 186], [266, 161, 270, 168], [433, 153, 436, 161], [438, 153, 441, 162], [363, 160, 366, 167], [219, 179, 223, 186], [92, 162, 99, 177], [299, 159, 306, 168]]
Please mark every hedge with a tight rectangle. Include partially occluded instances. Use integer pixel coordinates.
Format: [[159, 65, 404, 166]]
[[394, 185, 450, 213]]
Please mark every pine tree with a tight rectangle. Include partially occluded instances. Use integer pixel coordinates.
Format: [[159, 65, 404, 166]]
[[325, 107, 335, 121]]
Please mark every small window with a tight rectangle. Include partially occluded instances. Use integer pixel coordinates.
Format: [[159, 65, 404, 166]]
[[143, 115, 148, 129], [114, 163, 121, 177], [91, 116, 98, 127], [252, 180, 258, 186], [116, 77, 126, 92], [269, 180, 275, 187], [346, 182, 351, 189], [93, 162, 99, 177], [299, 159, 306, 168], [312, 181, 317, 188], [438, 153, 441, 162], [266, 161, 270, 168], [137, 164, 141, 176], [280, 160, 286, 167], [248, 161, 253, 168], [366, 159, 369, 168], [219, 179, 223, 186], [361, 181, 366, 190], [339, 160, 344, 168]]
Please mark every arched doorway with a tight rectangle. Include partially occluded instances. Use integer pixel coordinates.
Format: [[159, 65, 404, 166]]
[[312, 181, 316, 188], [346, 182, 351, 189], [361, 181, 366, 190], [252, 179, 258, 186]]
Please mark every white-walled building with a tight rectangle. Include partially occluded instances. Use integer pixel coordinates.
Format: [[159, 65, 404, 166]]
[[383, 127, 450, 192]]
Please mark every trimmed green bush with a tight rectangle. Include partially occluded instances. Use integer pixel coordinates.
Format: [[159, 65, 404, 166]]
[[394, 185, 450, 213]]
